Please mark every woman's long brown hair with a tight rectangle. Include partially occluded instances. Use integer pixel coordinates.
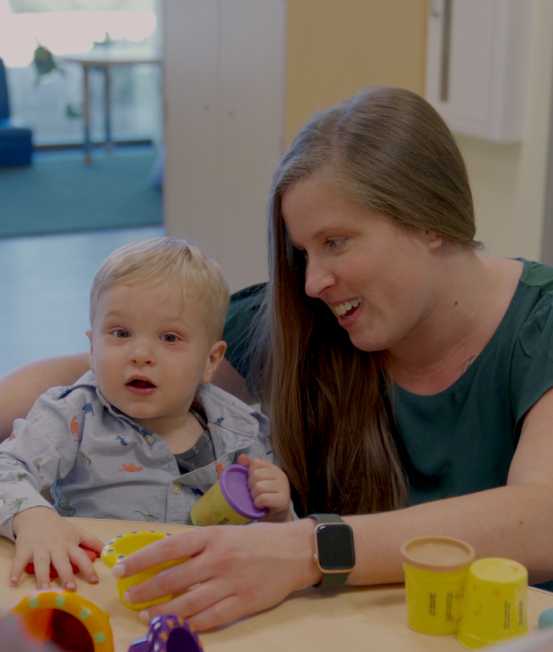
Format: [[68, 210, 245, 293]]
[[252, 87, 476, 516]]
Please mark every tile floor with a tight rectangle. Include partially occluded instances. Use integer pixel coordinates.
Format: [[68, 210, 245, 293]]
[[0, 226, 164, 376]]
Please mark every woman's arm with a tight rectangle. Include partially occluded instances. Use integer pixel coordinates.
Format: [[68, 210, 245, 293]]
[[114, 388, 553, 632], [0, 354, 89, 439], [212, 358, 255, 403], [346, 385, 553, 586]]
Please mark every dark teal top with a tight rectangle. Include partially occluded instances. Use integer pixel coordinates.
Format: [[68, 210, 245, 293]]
[[393, 260, 553, 505], [224, 261, 553, 505]]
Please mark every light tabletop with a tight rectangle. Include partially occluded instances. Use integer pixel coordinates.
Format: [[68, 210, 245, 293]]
[[2, 517, 553, 652]]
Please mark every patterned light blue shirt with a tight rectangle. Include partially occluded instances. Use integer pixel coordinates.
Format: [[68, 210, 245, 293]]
[[0, 371, 271, 540]]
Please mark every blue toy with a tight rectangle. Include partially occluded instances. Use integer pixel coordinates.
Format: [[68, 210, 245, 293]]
[[538, 607, 553, 629]]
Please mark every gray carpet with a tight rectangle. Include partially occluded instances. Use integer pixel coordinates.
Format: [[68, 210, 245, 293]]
[[0, 148, 163, 238]]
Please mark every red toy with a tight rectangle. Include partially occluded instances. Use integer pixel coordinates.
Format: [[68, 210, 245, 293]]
[[24, 543, 99, 580]]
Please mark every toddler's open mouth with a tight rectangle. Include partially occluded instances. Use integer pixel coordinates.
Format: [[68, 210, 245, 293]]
[[126, 378, 157, 390]]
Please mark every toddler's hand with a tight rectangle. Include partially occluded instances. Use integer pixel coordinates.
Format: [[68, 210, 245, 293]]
[[237, 453, 292, 522], [10, 507, 103, 590]]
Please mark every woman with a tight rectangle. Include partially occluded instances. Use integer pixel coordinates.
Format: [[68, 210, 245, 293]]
[[4, 87, 553, 632]]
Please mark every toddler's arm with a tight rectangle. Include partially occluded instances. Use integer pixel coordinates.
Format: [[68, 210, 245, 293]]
[[0, 386, 103, 587]]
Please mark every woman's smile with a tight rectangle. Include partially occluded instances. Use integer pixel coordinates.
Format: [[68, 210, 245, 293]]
[[332, 299, 363, 330]]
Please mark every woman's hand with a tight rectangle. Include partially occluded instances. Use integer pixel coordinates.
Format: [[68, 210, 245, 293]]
[[10, 507, 103, 590], [114, 519, 319, 632], [237, 453, 292, 522]]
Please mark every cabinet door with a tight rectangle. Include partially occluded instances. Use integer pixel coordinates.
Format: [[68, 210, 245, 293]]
[[426, 0, 530, 142]]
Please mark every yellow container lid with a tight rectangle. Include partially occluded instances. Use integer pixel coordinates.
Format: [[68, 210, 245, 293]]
[[101, 530, 169, 568], [469, 557, 527, 584], [401, 536, 475, 571]]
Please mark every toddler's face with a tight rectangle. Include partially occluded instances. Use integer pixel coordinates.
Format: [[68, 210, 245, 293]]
[[87, 281, 225, 429]]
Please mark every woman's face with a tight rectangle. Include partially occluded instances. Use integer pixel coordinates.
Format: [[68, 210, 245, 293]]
[[281, 174, 441, 353]]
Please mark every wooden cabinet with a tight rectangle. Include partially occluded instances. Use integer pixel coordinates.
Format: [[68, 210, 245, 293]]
[[425, 0, 531, 142]]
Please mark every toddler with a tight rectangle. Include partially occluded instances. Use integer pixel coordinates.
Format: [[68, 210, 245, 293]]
[[0, 237, 290, 590]]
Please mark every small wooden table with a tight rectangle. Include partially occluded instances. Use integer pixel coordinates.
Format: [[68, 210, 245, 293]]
[[61, 49, 161, 164], [2, 517, 553, 652]]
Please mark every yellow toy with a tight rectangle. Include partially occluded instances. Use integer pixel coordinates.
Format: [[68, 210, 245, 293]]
[[101, 530, 185, 611], [458, 557, 528, 648], [401, 536, 475, 636], [12, 590, 114, 652]]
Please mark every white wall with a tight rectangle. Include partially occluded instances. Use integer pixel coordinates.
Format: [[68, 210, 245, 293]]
[[162, 0, 286, 292], [459, 0, 553, 260]]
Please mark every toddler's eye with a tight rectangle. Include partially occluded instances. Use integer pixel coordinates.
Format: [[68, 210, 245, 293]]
[[161, 333, 180, 343], [110, 328, 129, 338]]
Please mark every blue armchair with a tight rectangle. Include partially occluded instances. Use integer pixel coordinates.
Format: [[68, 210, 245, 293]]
[[0, 58, 33, 166]]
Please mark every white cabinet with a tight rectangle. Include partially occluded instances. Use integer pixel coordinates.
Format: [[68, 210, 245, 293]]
[[425, 0, 531, 143], [162, 0, 286, 291]]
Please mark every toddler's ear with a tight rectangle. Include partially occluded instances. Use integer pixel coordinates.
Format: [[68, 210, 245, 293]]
[[203, 340, 227, 384], [86, 330, 94, 368]]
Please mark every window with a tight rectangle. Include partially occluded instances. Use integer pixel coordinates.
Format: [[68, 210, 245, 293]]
[[0, 0, 161, 146]]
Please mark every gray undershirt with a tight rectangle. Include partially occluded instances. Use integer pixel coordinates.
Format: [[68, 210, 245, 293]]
[[173, 408, 216, 474]]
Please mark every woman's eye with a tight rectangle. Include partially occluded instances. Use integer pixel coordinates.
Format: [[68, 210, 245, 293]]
[[326, 237, 347, 250], [110, 328, 129, 338], [161, 333, 180, 343]]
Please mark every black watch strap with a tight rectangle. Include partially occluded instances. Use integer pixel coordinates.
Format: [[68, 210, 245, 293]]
[[309, 513, 355, 588]]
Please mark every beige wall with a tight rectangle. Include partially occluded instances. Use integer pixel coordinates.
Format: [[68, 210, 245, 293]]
[[284, 0, 428, 142], [457, 136, 522, 255]]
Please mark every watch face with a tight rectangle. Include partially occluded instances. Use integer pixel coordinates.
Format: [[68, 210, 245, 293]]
[[317, 523, 355, 570]]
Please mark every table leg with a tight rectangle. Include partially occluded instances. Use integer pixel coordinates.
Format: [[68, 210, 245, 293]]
[[82, 65, 91, 164], [104, 66, 112, 153]]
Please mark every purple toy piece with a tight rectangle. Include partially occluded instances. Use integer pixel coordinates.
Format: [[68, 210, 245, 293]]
[[220, 463, 267, 520], [128, 614, 203, 652]]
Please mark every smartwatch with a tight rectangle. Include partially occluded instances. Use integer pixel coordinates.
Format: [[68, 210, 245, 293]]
[[308, 513, 356, 588]]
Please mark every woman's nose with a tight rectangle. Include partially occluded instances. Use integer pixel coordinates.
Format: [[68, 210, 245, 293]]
[[304, 259, 335, 298]]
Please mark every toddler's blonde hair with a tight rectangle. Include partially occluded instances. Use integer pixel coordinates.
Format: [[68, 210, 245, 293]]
[[90, 237, 229, 342]]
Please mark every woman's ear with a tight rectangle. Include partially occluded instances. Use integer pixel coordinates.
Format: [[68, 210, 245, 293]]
[[424, 229, 444, 250], [202, 340, 228, 384]]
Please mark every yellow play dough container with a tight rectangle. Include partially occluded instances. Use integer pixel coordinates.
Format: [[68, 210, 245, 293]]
[[101, 530, 185, 611], [457, 558, 528, 648], [401, 536, 475, 635]]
